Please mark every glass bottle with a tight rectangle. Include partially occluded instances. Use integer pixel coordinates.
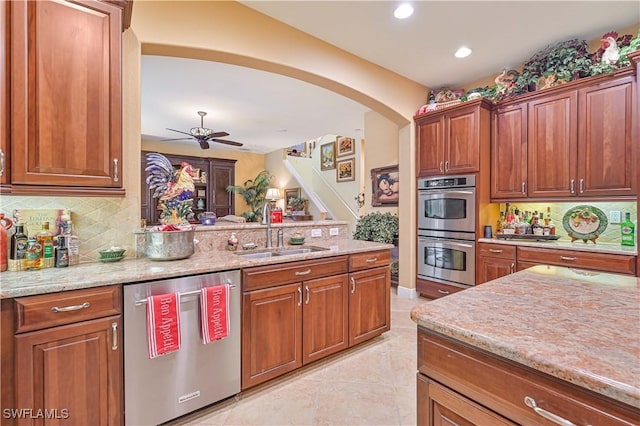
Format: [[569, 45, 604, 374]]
[[25, 237, 42, 270], [531, 213, 543, 236], [620, 212, 635, 247], [37, 222, 55, 268], [55, 235, 70, 268], [547, 207, 556, 235], [66, 221, 80, 265], [10, 223, 29, 271]]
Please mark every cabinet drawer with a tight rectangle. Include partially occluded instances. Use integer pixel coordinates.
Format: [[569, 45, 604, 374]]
[[416, 278, 467, 300], [14, 285, 122, 333], [349, 250, 390, 271], [243, 256, 348, 291], [418, 329, 639, 426], [517, 247, 636, 275], [477, 243, 516, 260]]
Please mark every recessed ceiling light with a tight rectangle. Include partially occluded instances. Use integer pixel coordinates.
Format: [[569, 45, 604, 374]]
[[394, 4, 413, 19], [454, 46, 472, 58]]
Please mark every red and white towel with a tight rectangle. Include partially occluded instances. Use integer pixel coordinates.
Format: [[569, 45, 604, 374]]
[[146, 293, 181, 359], [200, 285, 230, 344]]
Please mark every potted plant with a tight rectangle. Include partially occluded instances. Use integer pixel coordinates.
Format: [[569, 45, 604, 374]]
[[226, 170, 272, 222], [353, 212, 399, 244], [287, 196, 308, 215]]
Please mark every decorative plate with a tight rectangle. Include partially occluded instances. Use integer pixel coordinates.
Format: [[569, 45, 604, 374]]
[[562, 205, 608, 242]]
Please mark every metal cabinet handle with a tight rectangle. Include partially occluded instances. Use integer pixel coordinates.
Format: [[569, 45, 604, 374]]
[[560, 256, 576, 261], [521, 181, 526, 195], [579, 178, 584, 193], [365, 257, 378, 263], [111, 322, 118, 350], [488, 249, 503, 253], [510, 263, 515, 273], [113, 158, 119, 182], [295, 269, 312, 276], [350, 277, 356, 294], [439, 161, 444, 173], [305, 285, 310, 304], [524, 396, 576, 426], [444, 160, 449, 172], [0, 149, 4, 177], [297, 287, 302, 306], [437, 289, 450, 295], [570, 179, 575, 194], [51, 302, 90, 313]]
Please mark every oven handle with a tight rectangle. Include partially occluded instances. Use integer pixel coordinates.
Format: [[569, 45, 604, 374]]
[[418, 189, 474, 196], [418, 237, 474, 249]]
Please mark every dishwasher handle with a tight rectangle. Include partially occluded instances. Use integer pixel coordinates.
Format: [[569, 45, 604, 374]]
[[134, 282, 237, 306]]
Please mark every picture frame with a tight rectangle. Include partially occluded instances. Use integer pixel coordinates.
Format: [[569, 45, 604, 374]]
[[320, 142, 336, 171], [197, 189, 206, 198], [287, 142, 306, 157], [284, 187, 301, 207], [371, 165, 399, 206], [336, 136, 355, 158], [336, 158, 355, 182]]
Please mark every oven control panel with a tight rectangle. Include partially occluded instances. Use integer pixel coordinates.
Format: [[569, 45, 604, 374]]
[[418, 174, 476, 190]]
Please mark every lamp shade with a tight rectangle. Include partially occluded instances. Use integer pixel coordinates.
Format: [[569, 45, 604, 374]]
[[265, 188, 281, 201]]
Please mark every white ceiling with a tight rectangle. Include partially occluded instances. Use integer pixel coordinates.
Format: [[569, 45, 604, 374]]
[[141, 1, 639, 154]]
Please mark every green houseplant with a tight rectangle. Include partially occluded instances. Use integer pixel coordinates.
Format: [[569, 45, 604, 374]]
[[353, 212, 399, 244], [226, 170, 273, 222]]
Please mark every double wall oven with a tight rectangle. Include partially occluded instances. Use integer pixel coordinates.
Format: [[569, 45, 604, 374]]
[[417, 175, 476, 288]]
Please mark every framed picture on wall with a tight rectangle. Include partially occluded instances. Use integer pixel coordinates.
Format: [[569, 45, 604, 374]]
[[336, 158, 355, 182], [320, 142, 336, 171], [336, 136, 355, 158], [371, 165, 399, 206]]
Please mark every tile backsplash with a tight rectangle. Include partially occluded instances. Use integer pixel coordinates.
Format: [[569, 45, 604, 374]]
[[499, 201, 637, 244], [1, 195, 139, 263]]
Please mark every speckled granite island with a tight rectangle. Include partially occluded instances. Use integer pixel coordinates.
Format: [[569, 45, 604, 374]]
[[411, 265, 640, 425]]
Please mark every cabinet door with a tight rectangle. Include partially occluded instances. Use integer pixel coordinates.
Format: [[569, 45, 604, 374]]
[[210, 159, 236, 218], [491, 104, 527, 199], [477, 256, 515, 284], [417, 115, 444, 177], [0, 0, 8, 188], [578, 77, 636, 197], [348, 267, 390, 346], [11, 1, 122, 189], [527, 91, 577, 197], [446, 106, 480, 174], [15, 316, 123, 426], [302, 274, 349, 364], [242, 283, 302, 389]]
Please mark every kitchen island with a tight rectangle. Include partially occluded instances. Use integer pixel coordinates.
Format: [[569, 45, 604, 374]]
[[411, 265, 640, 425]]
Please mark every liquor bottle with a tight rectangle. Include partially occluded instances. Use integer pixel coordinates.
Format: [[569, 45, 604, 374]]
[[66, 221, 80, 265], [10, 223, 29, 271], [25, 237, 42, 270], [496, 212, 505, 234], [620, 212, 635, 246], [37, 222, 55, 268], [531, 213, 543, 236], [55, 236, 69, 268], [547, 207, 556, 235]]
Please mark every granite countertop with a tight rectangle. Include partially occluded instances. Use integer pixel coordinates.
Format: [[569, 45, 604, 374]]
[[478, 237, 638, 256], [411, 265, 640, 408], [0, 239, 393, 299]]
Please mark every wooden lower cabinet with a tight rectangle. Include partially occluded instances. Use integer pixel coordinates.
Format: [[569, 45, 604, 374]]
[[348, 267, 390, 346], [477, 243, 516, 284], [417, 328, 639, 426], [14, 316, 123, 426]]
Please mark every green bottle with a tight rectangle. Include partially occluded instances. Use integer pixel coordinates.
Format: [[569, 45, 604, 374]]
[[620, 212, 635, 247]]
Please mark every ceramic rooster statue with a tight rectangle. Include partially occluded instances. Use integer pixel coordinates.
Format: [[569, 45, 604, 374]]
[[601, 31, 620, 64], [145, 152, 195, 224]]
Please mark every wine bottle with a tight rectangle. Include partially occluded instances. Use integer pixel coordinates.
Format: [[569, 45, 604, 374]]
[[621, 212, 635, 247], [10, 223, 28, 271]]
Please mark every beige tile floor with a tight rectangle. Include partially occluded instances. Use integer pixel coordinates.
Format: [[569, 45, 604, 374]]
[[166, 288, 422, 426]]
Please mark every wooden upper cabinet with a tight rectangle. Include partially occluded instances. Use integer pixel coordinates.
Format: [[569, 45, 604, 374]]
[[1, 0, 9, 187], [11, 0, 123, 191], [415, 100, 490, 177], [527, 91, 578, 198], [578, 76, 636, 197], [491, 104, 528, 198]]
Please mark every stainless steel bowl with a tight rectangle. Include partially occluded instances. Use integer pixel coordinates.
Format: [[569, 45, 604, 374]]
[[145, 229, 195, 260]]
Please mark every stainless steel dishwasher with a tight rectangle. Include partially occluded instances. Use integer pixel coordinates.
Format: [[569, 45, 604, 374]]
[[123, 270, 241, 426]]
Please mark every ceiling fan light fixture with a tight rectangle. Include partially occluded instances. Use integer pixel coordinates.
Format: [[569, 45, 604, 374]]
[[454, 46, 472, 58], [394, 3, 413, 19], [190, 127, 213, 137]]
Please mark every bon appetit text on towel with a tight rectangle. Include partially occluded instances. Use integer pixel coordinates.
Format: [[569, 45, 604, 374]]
[[200, 285, 230, 344], [146, 293, 181, 359]]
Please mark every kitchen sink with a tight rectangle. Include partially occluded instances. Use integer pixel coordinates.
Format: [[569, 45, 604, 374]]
[[235, 246, 329, 259]]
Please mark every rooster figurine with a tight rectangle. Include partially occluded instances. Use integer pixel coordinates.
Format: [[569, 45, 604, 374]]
[[601, 31, 620, 64], [145, 153, 196, 224]]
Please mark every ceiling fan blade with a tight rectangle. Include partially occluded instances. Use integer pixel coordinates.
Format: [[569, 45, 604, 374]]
[[166, 128, 193, 136], [198, 140, 210, 149], [160, 137, 193, 141], [210, 131, 229, 138], [210, 139, 243, 147]]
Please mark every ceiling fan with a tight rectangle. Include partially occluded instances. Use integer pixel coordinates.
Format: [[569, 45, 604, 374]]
[[163, 111, 243, 149]]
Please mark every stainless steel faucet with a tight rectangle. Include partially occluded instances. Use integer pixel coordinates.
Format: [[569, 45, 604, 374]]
[[261, 202, 273, 248]]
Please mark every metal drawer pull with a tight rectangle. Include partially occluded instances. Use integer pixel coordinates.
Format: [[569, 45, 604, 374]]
[[570, 179, 575, 193], [560, 256, 577, 261], [444, 160, 449, 172], [365, 257, 378, 263], [437, 289, 450, 295], [488, 249, 503, 253], [510, 263, 515, 273], [297, 287, 302, 306], [305, 285, 310, 304], [113, 158, 119, 182], [579, 178, 584, 193], [0, 149, 4, 176], [111, 322, 118, 350], [350, 277, 356, 294], [521, 181, 526, 194], [524, 396, 576, 426], [51, 302, 90, 313], [439, 161, 444, 172], [295, 269, 312, 276]]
